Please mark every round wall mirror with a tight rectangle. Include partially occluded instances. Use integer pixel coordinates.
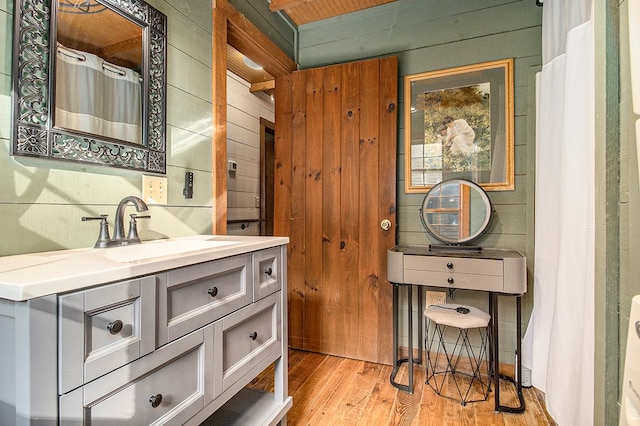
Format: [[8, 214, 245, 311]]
[[419, 178, 493, 245]]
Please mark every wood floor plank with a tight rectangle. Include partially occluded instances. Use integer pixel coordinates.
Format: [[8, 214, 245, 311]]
[[287, 354, 350, 423], [246, 349, 554, 425], [305, 358, 365, 424], [356, 364, 397, 426]]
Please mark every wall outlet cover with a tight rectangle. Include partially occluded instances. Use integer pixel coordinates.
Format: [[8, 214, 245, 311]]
[[425, 290, 447, 306], [142, 175, 168, 205]]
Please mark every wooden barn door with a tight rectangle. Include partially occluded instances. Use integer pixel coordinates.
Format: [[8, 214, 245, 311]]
[[274, 56, 397, 364]]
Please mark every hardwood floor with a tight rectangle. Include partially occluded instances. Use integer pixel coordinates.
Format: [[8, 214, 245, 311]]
[[248, 349, 556, 425]]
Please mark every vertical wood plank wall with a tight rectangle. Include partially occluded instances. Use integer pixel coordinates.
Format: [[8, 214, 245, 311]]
[[275, 57, 398, 364]]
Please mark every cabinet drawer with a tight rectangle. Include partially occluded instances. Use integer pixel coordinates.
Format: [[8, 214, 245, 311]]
[[405, 270, 504, 292], [405, 255, 503, 276], [60, 326, 212, 426], [58, 276, 156, 394], [214, 292, 281, 395], [253, 247, 282, 300], [158, 254, 252, 345]]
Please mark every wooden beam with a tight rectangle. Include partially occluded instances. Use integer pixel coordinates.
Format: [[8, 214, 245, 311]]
[[212, 4, 228, 234], [250, 80, 276, 93], [216, 0, 296, 78]]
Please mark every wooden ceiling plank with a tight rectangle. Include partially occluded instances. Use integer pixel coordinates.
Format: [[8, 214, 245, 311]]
[[278, 0, 398, 26], [269, 0, 309, 12]]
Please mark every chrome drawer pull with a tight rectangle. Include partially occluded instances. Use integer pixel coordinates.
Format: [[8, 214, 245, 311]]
[[265, 267, 273, 276], [249, 331, 258, 340], [107, 320, 123, 335], [208, 287, 218, 297], [446, 262, 454, 269], [149, 394, 163, 408], [447, 277, 454, 285]]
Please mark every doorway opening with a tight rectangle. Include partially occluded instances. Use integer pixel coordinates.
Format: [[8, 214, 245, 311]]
[[260, 118, 275, 236]]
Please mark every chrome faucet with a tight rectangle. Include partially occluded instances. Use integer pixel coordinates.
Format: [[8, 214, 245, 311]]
[[82, 196, 150, 248], [113, 196, 149, 244]]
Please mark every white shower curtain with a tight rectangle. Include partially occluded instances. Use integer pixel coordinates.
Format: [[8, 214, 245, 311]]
[[524, 1, 595, 425], [56, 44, 142, 144]]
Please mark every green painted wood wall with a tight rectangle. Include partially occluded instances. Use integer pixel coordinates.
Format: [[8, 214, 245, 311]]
[[0, 0, 216, 256], [615, 0, 640, 422]]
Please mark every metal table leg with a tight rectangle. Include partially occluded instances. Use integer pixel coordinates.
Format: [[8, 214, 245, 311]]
[[493, 293, 526, 413], [390, 283, 422, 393]]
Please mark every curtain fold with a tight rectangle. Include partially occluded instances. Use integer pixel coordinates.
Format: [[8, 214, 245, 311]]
[[524, 1, 594, 424]]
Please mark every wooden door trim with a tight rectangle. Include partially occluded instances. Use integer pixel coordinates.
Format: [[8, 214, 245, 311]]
[[212, 0, 296, 233]]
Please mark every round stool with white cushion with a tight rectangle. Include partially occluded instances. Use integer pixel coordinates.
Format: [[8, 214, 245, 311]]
[[423, 303, 493, 406]]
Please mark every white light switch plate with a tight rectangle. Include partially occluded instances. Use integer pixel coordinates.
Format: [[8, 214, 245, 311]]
[[142, 175, 167, 204]]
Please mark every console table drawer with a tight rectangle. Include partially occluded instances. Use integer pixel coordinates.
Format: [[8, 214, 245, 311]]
[[404, 270, 504, 292], [158, 254, 252, 345], [405, 255, 503, 276], [58, 276, 156, 394], [215, 292, 281, 394]]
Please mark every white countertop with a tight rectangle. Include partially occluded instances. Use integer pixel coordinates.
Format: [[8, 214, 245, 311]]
[[0, 235, 289, 301]]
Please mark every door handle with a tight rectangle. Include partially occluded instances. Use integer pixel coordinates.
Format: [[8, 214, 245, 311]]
[[380, 219, 392, 231]]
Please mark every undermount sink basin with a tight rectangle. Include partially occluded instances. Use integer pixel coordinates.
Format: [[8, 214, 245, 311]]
[[103, 238, 238, 263]]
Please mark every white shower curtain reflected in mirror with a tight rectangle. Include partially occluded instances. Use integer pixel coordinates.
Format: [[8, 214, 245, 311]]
[[55, 44, 142, 144]]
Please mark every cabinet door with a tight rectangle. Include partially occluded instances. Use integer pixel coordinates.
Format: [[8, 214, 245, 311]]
[[214, 292, 281, 395], [158, 254, 252, 345], [253, 247, 282, 300], [60, 326, 213, 426], [59, 276, 156, 394]]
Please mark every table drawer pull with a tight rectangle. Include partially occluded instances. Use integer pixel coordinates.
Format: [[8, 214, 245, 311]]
[[447, 277, 454, 285]]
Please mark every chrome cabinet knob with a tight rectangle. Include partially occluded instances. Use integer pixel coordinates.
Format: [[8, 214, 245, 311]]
[[107, 320, 123, 335], [149, 394, 163, 408], [447, 277, 454, 285], [265, 267, 273, 276], [208, 287, 218, 297], [249, 332, 258, 340]]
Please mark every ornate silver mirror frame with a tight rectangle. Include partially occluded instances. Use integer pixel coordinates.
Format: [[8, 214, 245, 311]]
[[11, 0, 167, 173]]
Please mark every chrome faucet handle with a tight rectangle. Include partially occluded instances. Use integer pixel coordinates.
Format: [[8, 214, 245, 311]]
[[127, 214, 150, 244], [82, 214, 113, 248]]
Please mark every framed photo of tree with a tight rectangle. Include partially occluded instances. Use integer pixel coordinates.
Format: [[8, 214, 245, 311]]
[[404, 59, 514, 192]]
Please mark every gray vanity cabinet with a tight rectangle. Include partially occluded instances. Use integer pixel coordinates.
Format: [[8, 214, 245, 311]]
[[58, 276, 157, 394], [0, 240, 290, 425]]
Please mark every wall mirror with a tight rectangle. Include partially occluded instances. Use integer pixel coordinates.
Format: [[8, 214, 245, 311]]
[[405, 59, 514, 193], [11, 0, 167, 173], [419, 178, 493, 245]]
